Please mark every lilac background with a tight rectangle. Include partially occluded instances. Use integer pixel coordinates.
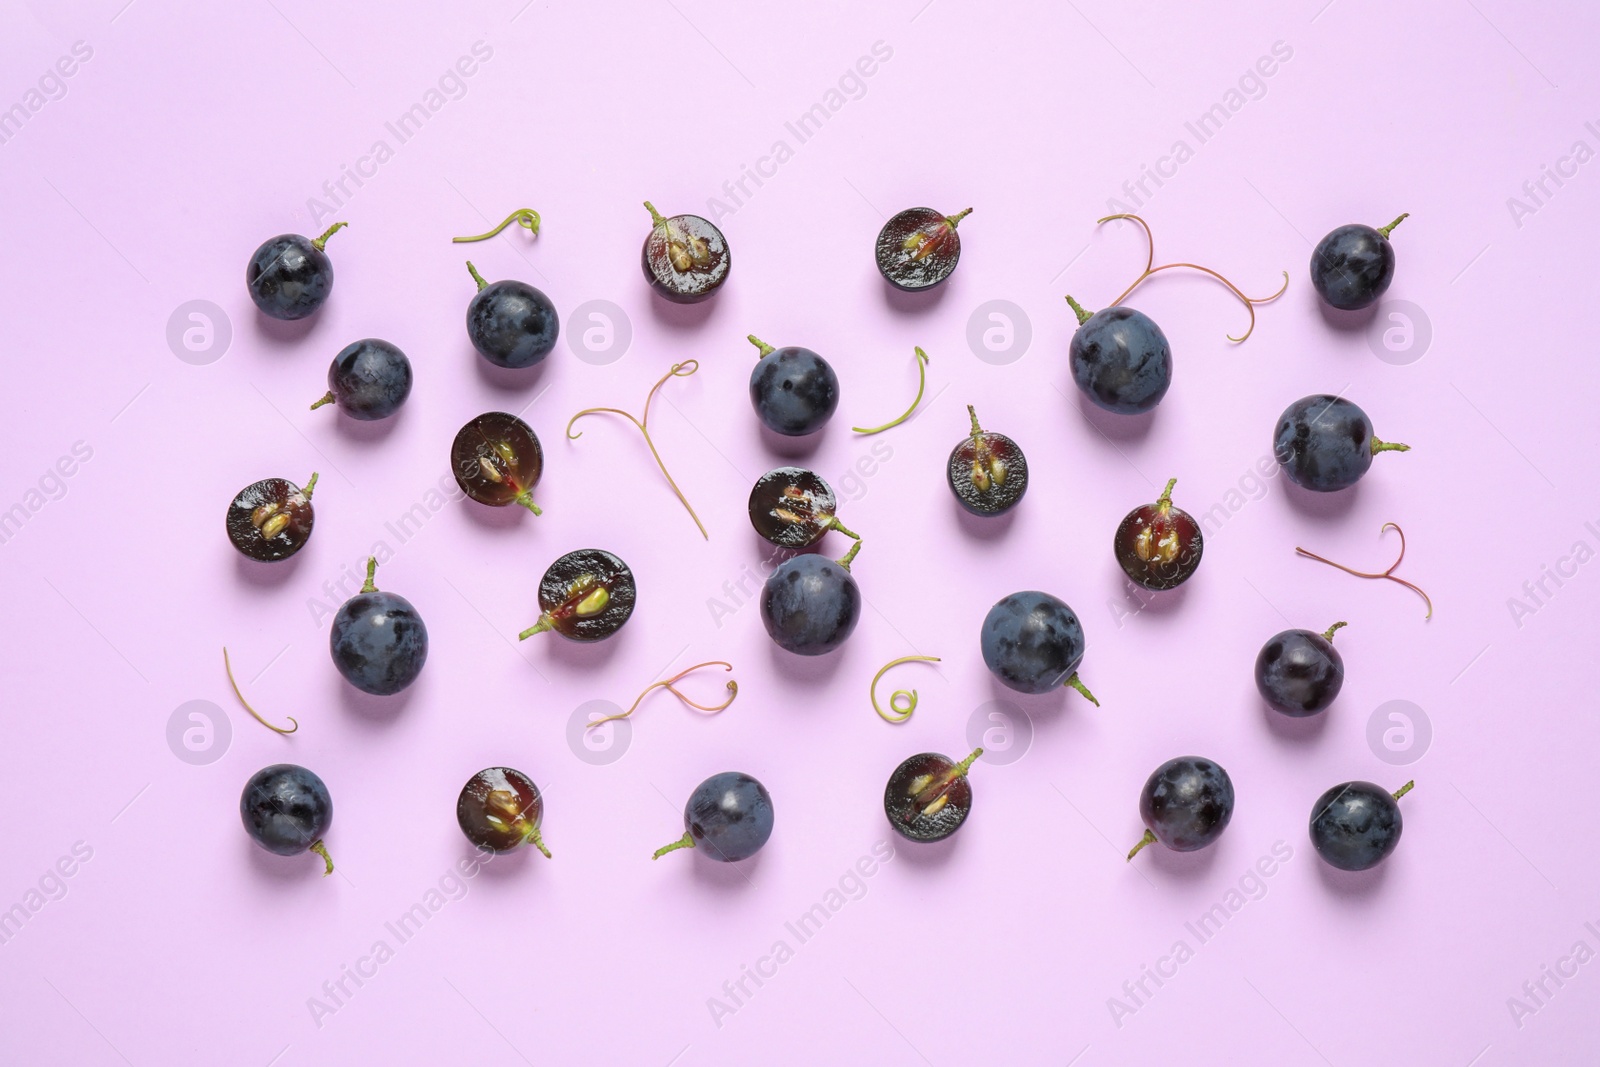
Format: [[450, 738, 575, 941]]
[[1, 0, 1596, 1063]]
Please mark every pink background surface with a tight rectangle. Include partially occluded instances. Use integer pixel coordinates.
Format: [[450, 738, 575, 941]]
[[1, 0, 1596, 1063]]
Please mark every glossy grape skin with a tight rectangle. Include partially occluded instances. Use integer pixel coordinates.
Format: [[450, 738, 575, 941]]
[[748, 341, 839, 436], [319, 339, 412, 420], [1113, 480, 1203, 590], [1255, 627, 1345, 717], [979, 591, 1091, 698], [330, 564, 428, 695], [240, 764, 333, 865], [450, 412, 545, 512], [467, 278, 558, 369], [641, 206, 729, 303], [1069, 306, 1172, 414], [875, 207, 969, 291], [760, 554, 860, 655], [748, 467, 847, 548], [947, 407, 1028, 516], [247, 233, 334, 320], [523, 549, 636, 642], [664, 772, 774, 862], [1310, 224, 1396, 311], [1273, 395, 1396, 492], [1310, 781, 1405, 871], [226, 475, 316, 562], [884, 751, 979, 843], [456, 767, 550, 856], [1137, 757, 1234, 853]]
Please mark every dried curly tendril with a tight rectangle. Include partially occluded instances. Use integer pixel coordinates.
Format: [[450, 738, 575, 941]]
[[1066, 213, 1288, 343], [1296, 522, 1433, 620], [566, 361, 708, 540], [587, 661, 738, 728]]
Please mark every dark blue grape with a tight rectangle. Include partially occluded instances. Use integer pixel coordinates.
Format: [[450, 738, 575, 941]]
[[979, 590, 1097, 703], [1310, 780, 1411, 871], [1128, 756, 1234, 858], [1066, 300, 1171, 415], [1310, 215, 1406, 311], [1255, 622, 1346, 717], [240, 763, 335, 874], [654, 772, 774, 862], [1273, 394, 1409, 492], [311, 338, 412, 420], [747, 336, 839, 436], [465, 262, 558, 369], [330, 558, 428, 696], [246, 223, 345, 320], [760, 547, 861, 655]]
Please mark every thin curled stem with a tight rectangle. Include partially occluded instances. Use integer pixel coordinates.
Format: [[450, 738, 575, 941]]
[[222, 647, 298, 734], [853, 347, 929, 434], [1155, 477, 1177, 511], [870, 655, 941, 723], [566, 361, 708, 540], [587, 661, 738, 728], [836, 539, 863, 571], [523, 825, 551, 859], [1065, 672, 1100, 706], [1127, 828, 1157, 861], [1096, 213, 1288, 342], [1377, 213, 1409, 239], [1296, 522, 1433, 620], [653, 831, 695, 859], [311, 222, 346, 253], [453, 208, 541, 243], [826, 516, 862, 541]]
